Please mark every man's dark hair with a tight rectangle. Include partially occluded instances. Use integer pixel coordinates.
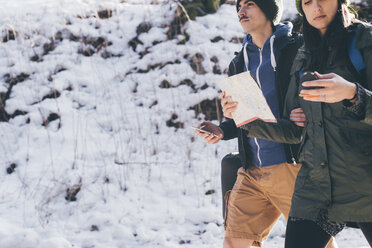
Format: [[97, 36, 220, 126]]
[[236, 0, 282, 25]]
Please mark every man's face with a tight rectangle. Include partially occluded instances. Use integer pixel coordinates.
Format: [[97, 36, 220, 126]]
[[237, 0, 270, 34]]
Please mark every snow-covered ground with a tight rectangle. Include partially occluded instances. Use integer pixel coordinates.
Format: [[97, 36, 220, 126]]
[[0, 0, 369, 247]]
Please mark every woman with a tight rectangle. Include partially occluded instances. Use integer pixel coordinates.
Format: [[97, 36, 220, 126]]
[[231, 0, 372, 246]]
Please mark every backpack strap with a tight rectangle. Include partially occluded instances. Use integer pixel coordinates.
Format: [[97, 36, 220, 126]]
[[348, 27, 366, 75]]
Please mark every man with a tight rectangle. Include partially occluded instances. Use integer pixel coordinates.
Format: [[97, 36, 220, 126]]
[[195, 0, 337, 247]]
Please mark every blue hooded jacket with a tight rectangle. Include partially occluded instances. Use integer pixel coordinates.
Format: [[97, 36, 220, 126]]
[[243, 23, 292, 167]]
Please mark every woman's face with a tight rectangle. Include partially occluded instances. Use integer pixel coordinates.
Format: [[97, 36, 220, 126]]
[[302, 0, 339, 36]]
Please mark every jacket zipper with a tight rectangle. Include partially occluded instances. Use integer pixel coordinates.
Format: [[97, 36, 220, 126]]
[[290, 145, 297, 165], [255, 48, 263, 166], [297, 124, 309, 159]]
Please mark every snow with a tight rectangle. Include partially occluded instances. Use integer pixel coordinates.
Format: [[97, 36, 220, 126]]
[[0, 0, 369, 247]]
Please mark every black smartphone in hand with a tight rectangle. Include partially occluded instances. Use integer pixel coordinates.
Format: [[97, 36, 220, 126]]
[[299, 72, 322, 97]]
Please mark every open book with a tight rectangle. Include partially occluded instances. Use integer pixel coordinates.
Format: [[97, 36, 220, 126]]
[[218, 71, 276, 127]]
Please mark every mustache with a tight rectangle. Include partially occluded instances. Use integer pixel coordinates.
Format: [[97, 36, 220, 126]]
[[239, 16, 249, 21]]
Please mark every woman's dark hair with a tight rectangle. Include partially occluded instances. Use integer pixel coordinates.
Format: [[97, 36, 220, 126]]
[[301, 0, 356, 71]]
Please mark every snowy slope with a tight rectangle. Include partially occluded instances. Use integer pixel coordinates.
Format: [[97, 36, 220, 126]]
[[0, 0, 369, 247]]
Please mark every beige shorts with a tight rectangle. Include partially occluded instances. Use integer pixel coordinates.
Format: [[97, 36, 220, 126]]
[[224, 162, 301, 247]]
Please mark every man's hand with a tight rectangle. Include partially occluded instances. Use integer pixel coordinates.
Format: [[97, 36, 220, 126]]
[[194, 121, 224, 144], [290, 108, 306, 127], [220, 92, 238, 119]]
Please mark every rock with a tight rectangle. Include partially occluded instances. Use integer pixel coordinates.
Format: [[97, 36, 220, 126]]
[[189, 53, 206, 74], [136, 22, 152, 35], [188, 98, 223, 122], [65, 184, 82, 202]]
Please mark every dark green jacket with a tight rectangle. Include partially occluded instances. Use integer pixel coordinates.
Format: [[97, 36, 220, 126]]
[[241, 22, 372, 222]]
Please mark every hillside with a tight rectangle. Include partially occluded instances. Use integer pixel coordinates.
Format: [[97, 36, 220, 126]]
[[0, 0, 370, 247]]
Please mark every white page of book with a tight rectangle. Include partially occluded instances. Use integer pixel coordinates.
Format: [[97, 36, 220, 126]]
[[218, 71, 277, 127]]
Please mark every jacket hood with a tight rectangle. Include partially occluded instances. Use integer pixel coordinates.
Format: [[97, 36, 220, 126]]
[[242, 21, 293, 48], [242, 22, 293, 72]]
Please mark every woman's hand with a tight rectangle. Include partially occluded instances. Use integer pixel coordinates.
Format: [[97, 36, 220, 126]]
[[220, 92, 238, 119], [300, 72, 357, 103], [194, 121, 224, 144]]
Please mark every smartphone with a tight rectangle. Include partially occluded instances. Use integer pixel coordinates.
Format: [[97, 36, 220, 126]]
[[191, 126, 220, 138], [299, 72, 322, 97]]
